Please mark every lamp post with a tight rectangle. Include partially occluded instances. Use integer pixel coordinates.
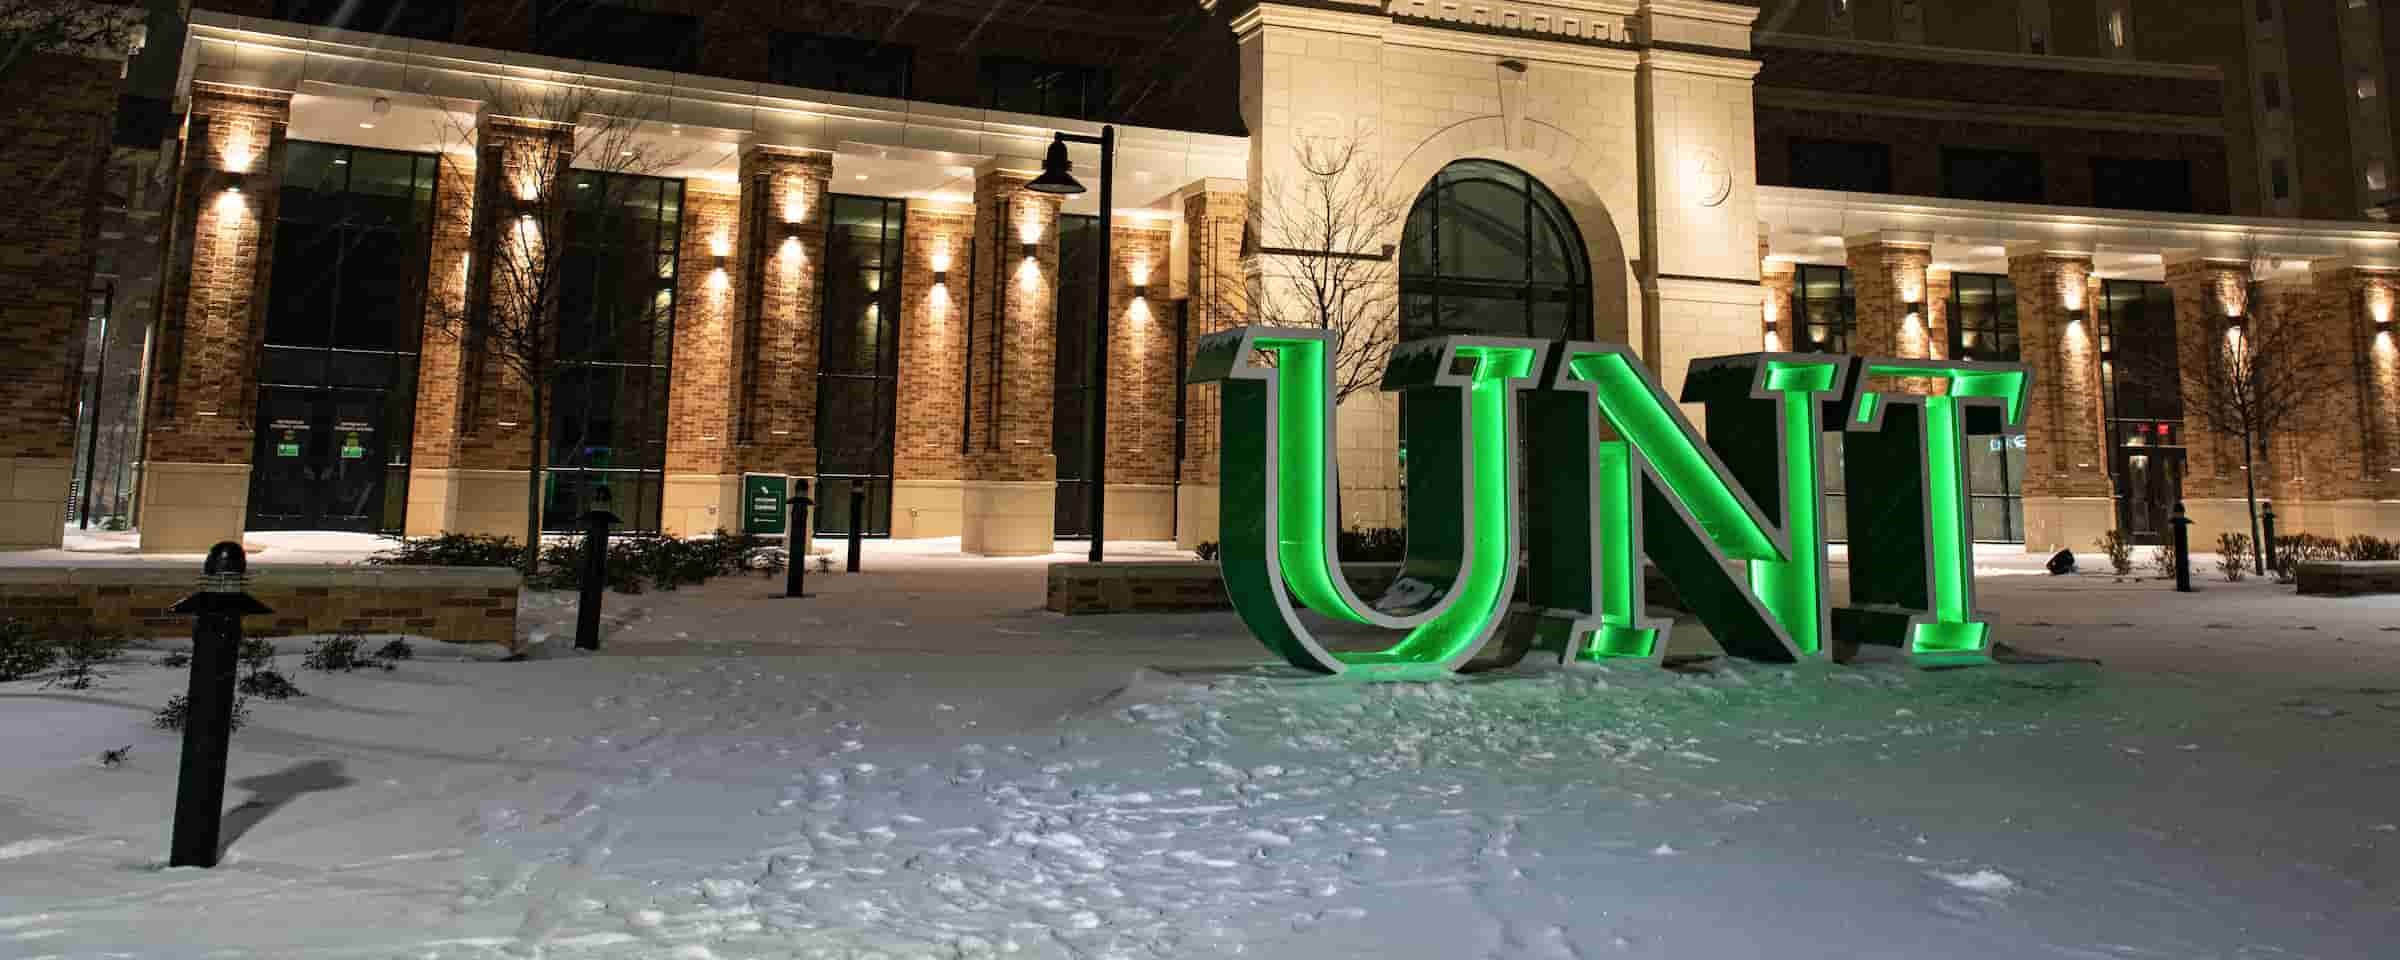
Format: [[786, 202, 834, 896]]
[[1025, 125, 1115, 563]]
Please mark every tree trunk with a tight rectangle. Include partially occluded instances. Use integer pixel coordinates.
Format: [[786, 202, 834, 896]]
[[523, 379, 546, 577], [2241, 425, 2263, 574]]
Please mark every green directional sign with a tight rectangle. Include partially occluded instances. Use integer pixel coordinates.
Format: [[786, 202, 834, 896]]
[[1192, 326, 2033, 679], [742, 473, 788, 535]]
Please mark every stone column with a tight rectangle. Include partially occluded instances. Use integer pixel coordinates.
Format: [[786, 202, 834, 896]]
[[437, 115, 574, 541], [960, 168, 1061, 555], [891, 199, 974, 538], [1176, 181, 1245, 548], [727, 148, 829, 515], [0, 51, 124, 549], [2163, 253, 2252, 527], [139, 84, 291, 553], [1106, 219, 1179, 541], [1925, 268, 1953, 360], [404, 152, 479, 536], [1845, 232, 1935, 359], [2008, 242, 2113, 552], [660, 183, 743, 536]]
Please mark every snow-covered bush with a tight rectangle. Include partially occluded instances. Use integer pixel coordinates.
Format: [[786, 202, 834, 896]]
[[237, 669, 304, 700], [374, 638, 415, 663], [369, 533, 526, 568], [2146, 545, 2178, 580], [0, 619, 57, 682], [46, 628, 126, 690], [154, 694, 248, 732], [2216, 533, 2251, 582], [2095, 529, 2135, 577], [1339, 527, 1406, 562], [2343, 534, 2398, 562], [1194, 541, 1220, 561], [303, 634, 379, 672]]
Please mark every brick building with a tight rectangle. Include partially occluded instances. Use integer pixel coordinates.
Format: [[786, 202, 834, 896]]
[[17, 0, 2400, 555]]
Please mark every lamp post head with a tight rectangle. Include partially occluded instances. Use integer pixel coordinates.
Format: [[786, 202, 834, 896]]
[[1025, 137, 1086, 195]]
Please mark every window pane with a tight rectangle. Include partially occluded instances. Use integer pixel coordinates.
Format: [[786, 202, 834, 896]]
[[1970, 498, 2014, 544], [266, 223, 338, 347], [1787, 138, 1893, 193], [335, 229, 420, 351]]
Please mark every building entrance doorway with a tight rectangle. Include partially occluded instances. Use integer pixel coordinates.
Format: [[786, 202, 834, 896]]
[[250, 387, 399, 531], [2112, 443, 2185, 546]]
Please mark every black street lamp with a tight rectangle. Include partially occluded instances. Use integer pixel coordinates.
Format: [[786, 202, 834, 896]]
[[1026, 126, 1115, 563]]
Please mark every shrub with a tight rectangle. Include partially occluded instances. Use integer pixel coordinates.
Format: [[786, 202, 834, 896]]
[[303, 633, 374, 672], [532, 531, 777, 593], [237, 669, 304, 700], [2146, 545, 2178, 580], [1338, 527, 1407, 562], [160, 650, 190, 668], [1194, 541, 1220, 562], [102, 514, 129, 532], [47, 628, 127, 691], [238, 636, 277, 675], [155, 694, 248, 733], [2216, 532, 2251, 582], [2095, 529, 2135, 577], [0, 619, 58, 682], [374, 638, 415, 663], [2343, 534, 2399, 562], [369, 533, 527, 568], [2277, 533, 2343, 567]]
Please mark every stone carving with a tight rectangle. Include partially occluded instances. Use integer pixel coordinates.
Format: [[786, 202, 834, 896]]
[[1386, 0, 1638, 44]]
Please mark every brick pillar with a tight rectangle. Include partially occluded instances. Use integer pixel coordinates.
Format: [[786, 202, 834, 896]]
[[1760, 256, 1794, 351], [1925, 269, 1953, 360], [891, 199, 974, 538], [2271, 262, 2400, 536], [660, 183, 742, 536], [1845, 233, 1935, 359], [403, 152, 478, 535], [730, 148, 829, 506], [960, 169, 1061, 555], [1106, 220, 1178, 540], [2008, 243, 2112, 552], [1175, 180, 1245, 548], [2164, 254, 2250, 511], [0, 52, 123, 549], [439, 115, 573, 541], [139, 84, 291, 553]]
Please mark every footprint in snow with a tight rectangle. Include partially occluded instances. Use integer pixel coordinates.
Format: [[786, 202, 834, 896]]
[[1933, 869, 2017, 894]]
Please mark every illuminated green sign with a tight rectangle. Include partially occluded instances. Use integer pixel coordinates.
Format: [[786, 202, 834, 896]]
[[1192, 327, 2030, 679]]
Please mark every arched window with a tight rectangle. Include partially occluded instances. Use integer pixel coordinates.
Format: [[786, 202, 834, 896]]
[[1399, 160, 1592, 342]]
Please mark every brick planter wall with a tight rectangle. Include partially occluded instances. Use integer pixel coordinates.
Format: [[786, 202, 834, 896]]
[[2294, 561, 2400, 596], [0, 566, 521, 646]]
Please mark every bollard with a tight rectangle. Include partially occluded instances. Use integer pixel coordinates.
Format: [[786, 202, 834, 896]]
[[2171, 502, 2194, 593], [846, 478, 866, 574], [2260, 501, 2278, 575], [574, 488, 621, 651], [167, 541, 272, 868], [784, 479, 814, 599]]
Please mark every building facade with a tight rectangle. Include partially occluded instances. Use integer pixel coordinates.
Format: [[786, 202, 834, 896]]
[[17, 0, 2400, 556]]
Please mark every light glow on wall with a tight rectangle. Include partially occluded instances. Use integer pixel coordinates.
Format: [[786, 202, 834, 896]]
[[220, 123, 256, 173]]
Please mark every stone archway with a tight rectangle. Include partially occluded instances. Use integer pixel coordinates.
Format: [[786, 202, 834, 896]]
[[1385, 115, 1638, 345]]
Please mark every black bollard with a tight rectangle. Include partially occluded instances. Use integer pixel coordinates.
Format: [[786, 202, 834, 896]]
[[2171, 502, 2194, 593], [2260, 501, 2278, 575], [784, 479, 813, 599], [846, 478, 866, 574], [167, 541, 272, 868], [574, 488, 621, 651]]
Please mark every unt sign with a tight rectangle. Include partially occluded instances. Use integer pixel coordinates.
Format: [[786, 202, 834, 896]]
[[1190, 326, 2031, 681]]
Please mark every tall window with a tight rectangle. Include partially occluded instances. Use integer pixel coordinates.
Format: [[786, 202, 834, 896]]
[[2091, 156, 2194, 213], [1948, 273, 2019, 362], [814, 196, 904, 537], [547, 171, 683, 532], [1967, 433, 2029, 543], [275, 0, 456, 40], [1942, 148, 2044, 204], [536, 1, 699, 73], [1398, 160, 1592, 342], [253, 142, 439, 532], [1793, 265, 1854, 354], [771, 32, 912, 99], [2099, 280, 2185, 542], [981, 57, 1110, 120], [1787, 139, 1892, 194], [1054, 215, 1102, 538]]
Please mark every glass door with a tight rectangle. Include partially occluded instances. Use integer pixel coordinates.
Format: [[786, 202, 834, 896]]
[[2112, 445, 2185, 546]]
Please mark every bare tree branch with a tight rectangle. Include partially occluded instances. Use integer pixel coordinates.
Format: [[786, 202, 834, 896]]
[[1211, 129, 1404, 406]]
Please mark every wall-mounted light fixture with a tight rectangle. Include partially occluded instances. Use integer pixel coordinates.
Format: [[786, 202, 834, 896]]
[[1902, 296, 1924, 326], [1132, 283, 1150, 300], [933, 269, 950, 286], [1021, 241, 1037, 260]]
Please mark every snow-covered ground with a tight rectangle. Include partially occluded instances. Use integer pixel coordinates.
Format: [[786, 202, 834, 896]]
[[3, 543, 2396, 959]]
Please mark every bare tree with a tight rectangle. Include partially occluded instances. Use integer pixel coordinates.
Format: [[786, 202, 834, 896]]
[[2170, 246, 2347, 574], [1218, 129, 1405, 406], [429, 82, 688, 573], [0, 0, 138, 83]]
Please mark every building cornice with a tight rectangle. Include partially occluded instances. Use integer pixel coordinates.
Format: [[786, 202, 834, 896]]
[[1755, 86, 2224, 138], [1754, 31, 2221, 83], [1640, 47, 1760, 80], [1383, 22, 1641, 71]]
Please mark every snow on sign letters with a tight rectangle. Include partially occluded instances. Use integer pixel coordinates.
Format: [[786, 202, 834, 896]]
[[1190, 326, 2032, 680]]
